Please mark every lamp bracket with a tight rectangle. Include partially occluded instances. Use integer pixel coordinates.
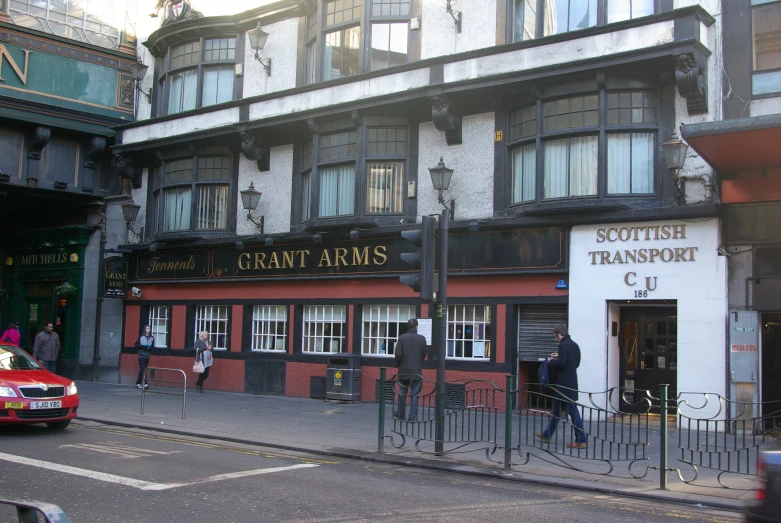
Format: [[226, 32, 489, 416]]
[[127, 222, 144, 242], [246, 211, 265, 234], [437, 190, 455, 221], [136, 82, 152, 103], [240, 132, 270, 172], [445, 0, 462, 33], [431, 96, 462, 146], [254, 52, 272, 76]]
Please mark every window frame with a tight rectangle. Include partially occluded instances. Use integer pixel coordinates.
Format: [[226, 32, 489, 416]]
[[446, 304, 493, 361], [157, 35, 239, 116], [251, 305, 288, 352], [146, 304, 171, 349], [360, 304, 416, 357], [502, 83, 662, 210], [194, 304, 230, 351], [750, 0, 781, 96], [303, 0, 415, 85], [295, 116, 417, 229], [149, 149, 238, 238], [302, 305, 348, 354]]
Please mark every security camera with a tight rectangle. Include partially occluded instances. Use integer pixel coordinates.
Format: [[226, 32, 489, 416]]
[[131, 287, 143, 298]]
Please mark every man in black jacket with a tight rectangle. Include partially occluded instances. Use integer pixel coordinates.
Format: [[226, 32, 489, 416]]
[[535, 324, 587, 449], [394, 318, 428, 421]]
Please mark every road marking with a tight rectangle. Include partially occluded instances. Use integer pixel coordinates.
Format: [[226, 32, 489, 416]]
[[0, 452, 318, 491], [60, 442, 183, 459]]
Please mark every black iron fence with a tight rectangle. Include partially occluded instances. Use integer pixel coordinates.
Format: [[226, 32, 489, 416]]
[[377, 369, 780, 489]]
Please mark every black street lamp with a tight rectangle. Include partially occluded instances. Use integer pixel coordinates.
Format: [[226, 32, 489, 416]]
[[661, 132, 689, 205], [428, 157, 455, 220], [240, 181, 265, 233], [248, 22, 272, 76]]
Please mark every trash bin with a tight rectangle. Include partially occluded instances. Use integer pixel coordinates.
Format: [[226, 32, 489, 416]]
[[326, 354, 361, 402]]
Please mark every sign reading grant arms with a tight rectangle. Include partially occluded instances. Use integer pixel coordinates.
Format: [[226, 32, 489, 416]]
[[129, 228, 566, 282]]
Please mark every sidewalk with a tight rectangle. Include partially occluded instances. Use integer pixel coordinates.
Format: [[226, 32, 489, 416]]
[[75, 380, 756, 511]]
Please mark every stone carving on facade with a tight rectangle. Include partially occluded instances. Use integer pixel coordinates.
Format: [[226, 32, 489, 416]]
[[240, 132, 270, 172], [114, 154, 141, 188], [431, 96, 462, 146], [84, 137, 107, 169], [675, 53, 708, 115], [158, 0, 204, 27], [120, 76, 135, 107], [28, 126, 51, 160]]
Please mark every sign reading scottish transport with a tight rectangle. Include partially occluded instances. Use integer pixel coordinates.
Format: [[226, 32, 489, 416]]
[[129, 228, 566, 282]]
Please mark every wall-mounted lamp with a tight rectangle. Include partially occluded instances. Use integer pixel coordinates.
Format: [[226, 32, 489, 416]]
[[248, 22, 272, 77], [445, 0, 462, 33], [54, 181, 68, 190], [429, 156, 455, 220], [120, 201, 144, 241], [265, 237, 274, 246], [240, 181, 265, 233], [349, 229, 361, 240], [661, 132, 689, 205], [128, 60, 152, 103], [26, 176, 38, 189]]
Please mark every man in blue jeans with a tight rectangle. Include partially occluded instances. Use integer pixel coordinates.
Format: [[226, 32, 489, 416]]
[[394, 318, 428, 422], [536, 324, 587, 449]]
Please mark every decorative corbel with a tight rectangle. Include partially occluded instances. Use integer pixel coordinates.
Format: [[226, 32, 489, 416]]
[[351, 110, 362, 127], [114, 153, 141, 189], [307, 119, 319, 134], [431, 96, 462, 146], [596, 72, 606, 90], [240, 132, 270, 172], [675, 53, 708, 115], [28, 126, 51, 160], [83, 137, 107, 169]]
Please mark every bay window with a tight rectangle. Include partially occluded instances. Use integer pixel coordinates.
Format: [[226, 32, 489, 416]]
[[752, 0, 781, 95], [505, 87, 659, 207]]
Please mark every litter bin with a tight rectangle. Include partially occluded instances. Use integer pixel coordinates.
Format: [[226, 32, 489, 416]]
[[326, 354, 361, 402]]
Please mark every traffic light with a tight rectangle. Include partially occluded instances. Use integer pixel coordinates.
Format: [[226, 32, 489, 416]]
[[399, 215, 436, 299]]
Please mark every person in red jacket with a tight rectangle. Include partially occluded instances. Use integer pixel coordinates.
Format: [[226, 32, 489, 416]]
[[1, 322, 21, 346]]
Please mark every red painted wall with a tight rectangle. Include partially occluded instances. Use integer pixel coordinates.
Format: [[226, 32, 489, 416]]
[[285, 362, 327, 397], [171, 305, 186, 349], [120, 353, 244, 392], [124, 306, 140, 347], [231, 304, 243, 352]]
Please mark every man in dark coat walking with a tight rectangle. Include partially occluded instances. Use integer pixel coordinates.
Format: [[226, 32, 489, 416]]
[[394, 318, 428, 421], [536, 324, 587, 448]]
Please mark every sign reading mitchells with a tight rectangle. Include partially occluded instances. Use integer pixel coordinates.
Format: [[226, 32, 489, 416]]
[[129, 228, 566, 282], [103, 256, 128, 298]]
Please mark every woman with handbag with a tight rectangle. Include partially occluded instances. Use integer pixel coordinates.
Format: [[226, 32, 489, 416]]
[[194, 330, 213, 393]]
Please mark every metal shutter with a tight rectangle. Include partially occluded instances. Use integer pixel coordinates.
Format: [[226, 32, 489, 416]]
[[517, 305, 568, 362]]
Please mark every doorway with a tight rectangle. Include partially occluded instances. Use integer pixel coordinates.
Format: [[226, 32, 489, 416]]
[[761, 313, 781, 408], [620, 308, 677, 413]]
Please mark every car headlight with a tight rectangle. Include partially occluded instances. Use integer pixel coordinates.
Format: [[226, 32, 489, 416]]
[[0, 386, 18, 398], [66, 382, 78, 396]]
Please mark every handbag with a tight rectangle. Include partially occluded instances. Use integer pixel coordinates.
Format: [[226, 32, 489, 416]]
[[193, 360, 205, 374]]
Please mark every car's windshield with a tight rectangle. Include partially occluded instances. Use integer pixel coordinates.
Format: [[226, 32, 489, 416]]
[[0, 345, 42, 370]]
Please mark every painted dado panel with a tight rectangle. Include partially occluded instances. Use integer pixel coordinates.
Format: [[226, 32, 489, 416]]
[[0, 30, 133, 119], [568, 218, 727, 416]]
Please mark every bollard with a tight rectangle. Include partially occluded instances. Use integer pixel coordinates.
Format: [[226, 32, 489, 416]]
[[659, 383, 668, 490], [378, 368, 386, 453], [505, 375, 513, 470]]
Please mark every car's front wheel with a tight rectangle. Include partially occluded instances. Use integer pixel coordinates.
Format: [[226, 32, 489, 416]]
[[46, 420, 71, 430]]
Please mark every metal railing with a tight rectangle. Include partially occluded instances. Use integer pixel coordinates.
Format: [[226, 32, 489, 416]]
[[0, 497, 71, 523], [141, 367, 187, 419], [377, 369, 780, 489]]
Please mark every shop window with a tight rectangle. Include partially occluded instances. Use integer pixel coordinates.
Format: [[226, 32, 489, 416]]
[[446, 305, 491, 360], [302, 305, 346, 353], [505, 89, 658, 207], [195, 305, 229, 351], [752, 0, 781, 95], [361, 305, 415, 356], [9, 0, 125, 50], [543, 0, 597, 36], [0, 131, 24, 179], [251, 305, 287, 352], [43, 141, 79, 188], [153, 155, 233, 234], [158, 36, 237, 115], [305, 0, 412, 85], [148, 305, 170, 349], [301, 123, 410, 224]]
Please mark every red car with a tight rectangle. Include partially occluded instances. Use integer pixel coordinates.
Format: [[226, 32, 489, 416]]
[[0, 342, 79, 429]]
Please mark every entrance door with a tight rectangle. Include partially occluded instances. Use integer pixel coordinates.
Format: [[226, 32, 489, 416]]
[[762, 313, 781, 410], [620, 310, 677, 412], [25, 299, 53, 352]]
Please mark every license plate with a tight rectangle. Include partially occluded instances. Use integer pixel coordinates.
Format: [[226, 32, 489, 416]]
[[4, 402, 23, 409], [29, 401, 62, 409]]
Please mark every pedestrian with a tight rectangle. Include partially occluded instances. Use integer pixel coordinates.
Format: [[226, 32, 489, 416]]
[[393, 318, 428, 422], [1, 322, 21, 346], [536, 324, 588, 449], [15, 321, 23, 347], [32, 321, 60, 374], [134, 325, 154, 389], [194, 330, 213, 393]]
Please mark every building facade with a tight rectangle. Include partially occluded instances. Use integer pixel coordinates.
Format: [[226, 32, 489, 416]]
[[0, 0, 140, 380], [108, 0, 732, 404]]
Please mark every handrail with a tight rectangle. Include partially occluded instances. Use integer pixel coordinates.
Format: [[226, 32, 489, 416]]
[[0, 497, 71, 523], [141, 367, 187, 419]]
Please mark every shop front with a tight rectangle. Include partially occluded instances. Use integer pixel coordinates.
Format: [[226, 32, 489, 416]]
[[568, 218, 727, 415], [119, 226, 569, 399]]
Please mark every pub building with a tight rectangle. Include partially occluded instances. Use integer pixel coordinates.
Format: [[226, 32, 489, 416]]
[[0, 0, 138, 379], [112, 1, 727, 402]]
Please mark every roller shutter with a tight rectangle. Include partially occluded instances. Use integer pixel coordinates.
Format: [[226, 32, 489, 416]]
[[517, 305, 568, 362]]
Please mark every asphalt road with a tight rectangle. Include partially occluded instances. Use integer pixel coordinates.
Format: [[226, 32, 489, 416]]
[[0, 421, 741, 523]]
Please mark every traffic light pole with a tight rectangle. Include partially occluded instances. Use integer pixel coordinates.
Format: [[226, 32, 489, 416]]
[[434, 208, 448, 455]]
